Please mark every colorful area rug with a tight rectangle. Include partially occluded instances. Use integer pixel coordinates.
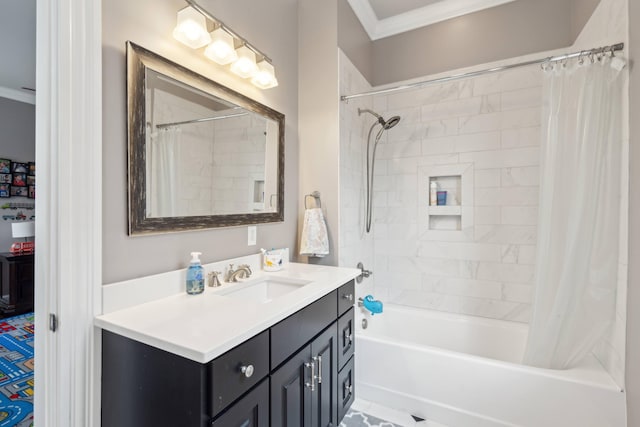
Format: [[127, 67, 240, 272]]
[[0, 313, 34, 427]]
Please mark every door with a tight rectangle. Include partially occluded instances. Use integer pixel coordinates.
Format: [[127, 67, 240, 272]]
[[270, 344, 312, 427], [310, 323, 338, 427], [211, 379, 269, 427]]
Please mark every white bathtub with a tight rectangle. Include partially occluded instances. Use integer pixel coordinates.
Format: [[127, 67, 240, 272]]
[[355, 304, 626, 427]]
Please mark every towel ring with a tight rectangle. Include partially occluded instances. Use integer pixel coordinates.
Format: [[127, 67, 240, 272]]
[[305, 191, 321, 209]]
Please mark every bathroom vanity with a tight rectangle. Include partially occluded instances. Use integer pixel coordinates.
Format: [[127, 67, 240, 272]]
[[97, 259, 358, 427]]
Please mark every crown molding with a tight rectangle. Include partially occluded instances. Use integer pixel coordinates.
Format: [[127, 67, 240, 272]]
[[348, 0, 518, 40], [0, 86, 35, 104]]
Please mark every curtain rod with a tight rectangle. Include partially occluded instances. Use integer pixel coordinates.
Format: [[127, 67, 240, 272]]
[[341, 42, 624, 102], [156, 112, 248, 129]]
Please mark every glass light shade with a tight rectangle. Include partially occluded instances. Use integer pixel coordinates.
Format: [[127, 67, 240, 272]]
[[204, 28, 238, 65], [230, 46, 258, 78], [172, 6, 211, 49], [251, 60, 279, 89]]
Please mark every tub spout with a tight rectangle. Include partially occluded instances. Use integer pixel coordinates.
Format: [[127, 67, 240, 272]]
[[359, 295, 383, 315]]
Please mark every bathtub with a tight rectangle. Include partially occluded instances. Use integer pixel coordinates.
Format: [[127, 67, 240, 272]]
[[355, 304, 626, 427]]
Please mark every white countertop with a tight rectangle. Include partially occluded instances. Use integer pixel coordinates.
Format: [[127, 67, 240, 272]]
[[95, 262, 360, 364]]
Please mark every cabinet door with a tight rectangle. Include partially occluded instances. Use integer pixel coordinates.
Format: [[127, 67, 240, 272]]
[[337, 308, 354, 371], [211, 378, 269, 427], [310, 323, 338, 427], [271, 344, 312, 427], [337, 356, 355, 423]]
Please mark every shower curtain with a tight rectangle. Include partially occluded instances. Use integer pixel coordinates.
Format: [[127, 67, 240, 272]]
[[149, 127, 181, 217], [523, 55, 625, 369]]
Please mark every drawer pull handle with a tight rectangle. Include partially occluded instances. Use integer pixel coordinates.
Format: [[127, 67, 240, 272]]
[[314, 355, 322, 384], [240, 364, 254, 378], [342, 293, 354, 302], [304, 361, 316, 391]]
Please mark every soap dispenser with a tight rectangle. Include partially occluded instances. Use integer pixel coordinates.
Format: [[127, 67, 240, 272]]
[[186, 252, 204, 295]]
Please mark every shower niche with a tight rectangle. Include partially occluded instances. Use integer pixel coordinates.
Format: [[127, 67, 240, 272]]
[[419, 164, 474, 240]]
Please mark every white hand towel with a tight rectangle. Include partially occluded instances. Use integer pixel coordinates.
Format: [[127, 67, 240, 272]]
[[299, 208, 329, 257]]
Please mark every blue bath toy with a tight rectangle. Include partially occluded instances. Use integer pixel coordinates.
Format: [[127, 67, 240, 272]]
[[361, 295, 383, 315]]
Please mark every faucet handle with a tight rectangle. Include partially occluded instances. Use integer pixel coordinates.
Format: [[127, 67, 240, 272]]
[[208, 271, 222, 287]]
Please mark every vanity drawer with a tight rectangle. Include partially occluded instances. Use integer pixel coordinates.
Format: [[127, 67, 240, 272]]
[[337, 280, 355, 316], [209, 330, 269, 417], [271, 290, 337, 370], [338, 308, 355, 370]]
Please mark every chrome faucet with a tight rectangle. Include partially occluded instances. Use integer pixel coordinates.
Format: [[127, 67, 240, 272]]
[[225, 264, 252, 282]]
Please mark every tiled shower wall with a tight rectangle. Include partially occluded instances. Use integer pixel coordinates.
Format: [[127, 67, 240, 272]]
[[338, 50, 375, 287], [364, 67, 543, 323]]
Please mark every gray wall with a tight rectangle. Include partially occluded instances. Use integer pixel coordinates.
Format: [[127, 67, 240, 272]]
[[338, 0, 373, 84], [298, 0, 341, 266], [337, 0, 602, 87], [371, 0, 574, 85], [627, 0, 639, 422], [570, 0, 603, 40], [102, 0, 299, 283], [0, 97, 35, 251]]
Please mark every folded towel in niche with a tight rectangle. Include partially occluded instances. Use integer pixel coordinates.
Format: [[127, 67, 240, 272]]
[[299, 208, 329, 257]]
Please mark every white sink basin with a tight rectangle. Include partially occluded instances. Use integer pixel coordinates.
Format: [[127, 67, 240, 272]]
[[216, 277, 312, 304]]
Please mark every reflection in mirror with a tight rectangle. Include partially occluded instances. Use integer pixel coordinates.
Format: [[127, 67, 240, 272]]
[[146, 70, 279, 217], [127, 42, 284, 235]]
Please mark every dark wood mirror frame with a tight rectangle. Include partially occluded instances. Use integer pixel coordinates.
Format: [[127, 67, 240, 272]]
[[127, 41, 285, 235]]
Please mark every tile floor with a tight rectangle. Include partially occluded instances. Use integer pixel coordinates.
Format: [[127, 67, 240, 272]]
[[340, 399, 449, 427]]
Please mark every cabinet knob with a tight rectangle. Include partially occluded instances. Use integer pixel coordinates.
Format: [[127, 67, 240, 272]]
[[344, 383, 353, 395], [342, 293, 354, 302], [240, 364, 254, 378]]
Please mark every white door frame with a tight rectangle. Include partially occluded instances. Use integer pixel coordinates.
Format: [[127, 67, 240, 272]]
[[35, 0, 102, 425]]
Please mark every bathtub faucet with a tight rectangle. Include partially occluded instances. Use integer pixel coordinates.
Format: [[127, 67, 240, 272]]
[[358, 295, 383, 315]]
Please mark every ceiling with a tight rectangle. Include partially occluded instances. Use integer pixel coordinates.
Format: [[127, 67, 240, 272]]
[[348, 0, 519, 40], [0, 0, 36, 104]]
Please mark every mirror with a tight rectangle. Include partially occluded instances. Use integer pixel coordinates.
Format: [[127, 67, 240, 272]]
[[127, 42, 284, 235]]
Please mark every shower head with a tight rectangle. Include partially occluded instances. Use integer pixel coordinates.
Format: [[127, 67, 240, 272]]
[[383, 116, 401, 130], [358, 108, 401, 130]]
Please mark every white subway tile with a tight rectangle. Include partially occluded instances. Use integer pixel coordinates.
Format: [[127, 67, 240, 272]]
[[477, 262, 535, 283], [459, 147, 539, 169], [502, 107, 541, 129], [475, 206, 501, 225], [501, 206, 538, 225], [417, 241, 501, 261], [502, 283, 534, 303], [501, 127, 540, 149], [502, 166, 539, 187], [459, 112, 502, 134], [475, 225, 537, 244], [475, 169, 501, 188], [501, 244, 537, 264], [501, 87, 542, 111]]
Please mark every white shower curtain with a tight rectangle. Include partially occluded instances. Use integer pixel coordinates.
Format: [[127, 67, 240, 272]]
[[149, 127, 181, 217], [523, 56, 625, 369]]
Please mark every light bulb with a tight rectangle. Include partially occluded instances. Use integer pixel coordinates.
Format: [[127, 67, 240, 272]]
[[173, 6, 211, 49], [204, 28, 238, 65], [251, 60, 278, 89], [230, 46, 258, 78]]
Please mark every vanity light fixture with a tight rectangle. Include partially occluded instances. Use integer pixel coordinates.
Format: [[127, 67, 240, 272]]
[[173, 6, 211, 49], [173, 0, 278, 89], [230, 45, 259, 78], [204, 27, 238, 65], [251, 60, 278, 89]]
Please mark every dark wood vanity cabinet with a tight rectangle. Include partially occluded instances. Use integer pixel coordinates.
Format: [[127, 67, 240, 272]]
[[0, 252, 34, 317], [101, 279, 356, 427]]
